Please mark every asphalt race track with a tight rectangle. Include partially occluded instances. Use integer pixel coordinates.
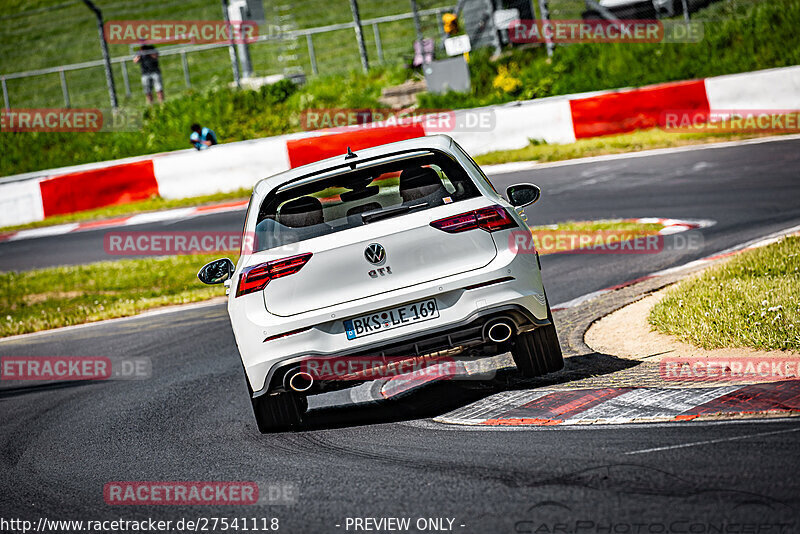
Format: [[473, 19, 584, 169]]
[[1, 138, 800, 531]]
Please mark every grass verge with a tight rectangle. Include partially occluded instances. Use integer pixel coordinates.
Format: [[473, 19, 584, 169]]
[[0, 189, 251, 233], [649, 235, 800, 351], [0, 254, 234, 338], [474, 127, 794, 166], [1, 220, 660, 337]]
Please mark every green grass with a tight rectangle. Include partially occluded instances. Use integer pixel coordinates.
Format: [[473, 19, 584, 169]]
[[0, 219, 660, 336], [0, 254, 233, 338], [649, 235, 800, 351], [530, 220, 663, 255], [0, 189, 251, 233], [473, 126, 789, 166], [534, 220, 662, 233]]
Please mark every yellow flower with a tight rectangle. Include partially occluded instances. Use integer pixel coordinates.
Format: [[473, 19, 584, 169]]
[[492, 65, 522, 94]]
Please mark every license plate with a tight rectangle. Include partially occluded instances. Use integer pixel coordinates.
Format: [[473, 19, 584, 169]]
[[343, 299, 439, 340]]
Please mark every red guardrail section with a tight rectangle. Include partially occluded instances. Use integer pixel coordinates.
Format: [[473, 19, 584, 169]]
[[39, 160, 158, 217], [569, 79, 710, 139], [286, 124, 426, 168]]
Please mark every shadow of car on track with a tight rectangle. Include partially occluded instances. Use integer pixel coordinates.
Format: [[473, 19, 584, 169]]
[[266, 352, 640, 433]]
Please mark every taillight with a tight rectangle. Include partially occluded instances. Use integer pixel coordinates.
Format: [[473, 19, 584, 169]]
[[263, 326, 311, 343], [430, 205, 517, 233], [236, 252, 312, 298]]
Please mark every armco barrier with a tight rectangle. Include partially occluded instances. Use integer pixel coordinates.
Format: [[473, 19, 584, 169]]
[[447, 96, 578, 155], [0, 179, 45, 228], [286, 124, 426, 168], [39, 160, 158, 217], [153, 134, 295, 199], [569, 79, 709, 139], [1, 66, 799, 228], [705, 66, 800, 110]]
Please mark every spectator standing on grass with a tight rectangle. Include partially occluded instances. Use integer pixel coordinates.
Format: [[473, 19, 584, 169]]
[[190, 123, 219, 150], [133, 43, 164, 105]]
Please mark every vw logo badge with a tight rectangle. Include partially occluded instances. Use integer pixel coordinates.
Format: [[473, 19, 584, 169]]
[[364, 243, 386, 265]]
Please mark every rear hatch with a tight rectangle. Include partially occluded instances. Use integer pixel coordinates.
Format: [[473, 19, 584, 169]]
[[264, 200, 498, 316]]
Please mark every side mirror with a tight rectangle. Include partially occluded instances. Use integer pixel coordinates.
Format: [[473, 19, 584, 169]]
[[506, 183, 541, 208], [198, 258, 235, 285]]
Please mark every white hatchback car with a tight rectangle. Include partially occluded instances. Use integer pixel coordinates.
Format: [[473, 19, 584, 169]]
[[199, 135, 563, 432]]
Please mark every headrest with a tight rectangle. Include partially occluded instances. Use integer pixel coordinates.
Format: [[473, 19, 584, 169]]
[[398, 167, 445, 203], [278, 196, 324, 228]]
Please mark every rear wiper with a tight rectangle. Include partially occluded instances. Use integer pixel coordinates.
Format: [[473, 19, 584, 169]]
[[360, 203, 427, 224]]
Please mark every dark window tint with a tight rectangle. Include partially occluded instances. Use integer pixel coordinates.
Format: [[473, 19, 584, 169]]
[[254, 151, 480, 251]]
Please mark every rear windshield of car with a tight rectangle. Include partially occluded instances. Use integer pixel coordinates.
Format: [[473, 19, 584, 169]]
[[253, 151, 480, 252]]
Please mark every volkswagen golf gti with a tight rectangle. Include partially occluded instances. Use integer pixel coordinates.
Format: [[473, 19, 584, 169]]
[[198, 135, 563, 432]]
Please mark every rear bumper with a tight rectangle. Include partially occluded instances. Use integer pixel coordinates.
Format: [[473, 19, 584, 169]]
[[228, 243, 548, 396], [256, 303, 550, 396]]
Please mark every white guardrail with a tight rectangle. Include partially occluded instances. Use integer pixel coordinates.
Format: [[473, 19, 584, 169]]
[[1, 65, 799, 228]]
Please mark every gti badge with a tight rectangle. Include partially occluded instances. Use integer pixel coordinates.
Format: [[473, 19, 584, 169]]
[[364, 243, 386, 266], [369, 267, 393, 278]]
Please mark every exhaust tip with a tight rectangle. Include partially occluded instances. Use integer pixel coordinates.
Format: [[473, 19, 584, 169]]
[[486, 321, 513, 343], [286, 370, 314, 393]]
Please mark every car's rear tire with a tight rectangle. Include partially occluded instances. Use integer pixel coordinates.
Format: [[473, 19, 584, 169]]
[[251, 392, 307, 433], [511, 310, 564, 378]]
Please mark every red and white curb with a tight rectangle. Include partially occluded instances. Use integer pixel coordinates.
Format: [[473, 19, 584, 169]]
[[433, 381, 800, 426], [0, 199, 249, 243], [551, 221, 800, 311], [530, 217, 713, 236], [634, 217, 714, 235]]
